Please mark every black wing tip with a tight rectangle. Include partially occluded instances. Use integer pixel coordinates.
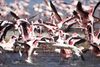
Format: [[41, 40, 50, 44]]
[[77, 1, 82, 5], [49, 0, 62, 21], [10, 11, 20, 19], [90, 43, 100, 51], [77, 1, 82, 7], [49, 0, 52, 3], [92, 1, 100, 16], [76, 1, 89, 17], [73, 11, 78, 15], [49, 0, 56, 11], [76, 1, 83, 10]]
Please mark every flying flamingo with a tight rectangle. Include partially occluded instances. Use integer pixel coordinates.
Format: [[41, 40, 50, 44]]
[[0, 23, 15, 42], [25, 39, 40, 63], [76, 1, 100, 57]]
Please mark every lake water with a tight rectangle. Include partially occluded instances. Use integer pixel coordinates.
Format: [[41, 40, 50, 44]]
[[0, 50, 100, 67]]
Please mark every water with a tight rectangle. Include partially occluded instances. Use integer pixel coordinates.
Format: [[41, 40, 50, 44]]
[[0, 51, 100, 67]]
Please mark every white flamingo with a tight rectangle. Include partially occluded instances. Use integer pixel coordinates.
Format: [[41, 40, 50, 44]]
[[0, 36, 17, 51], [25, 39, 39, 63]]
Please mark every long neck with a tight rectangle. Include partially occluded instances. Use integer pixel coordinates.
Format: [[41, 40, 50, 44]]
[[89, 23, 95, 43]]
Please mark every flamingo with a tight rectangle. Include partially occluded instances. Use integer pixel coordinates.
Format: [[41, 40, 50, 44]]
[[25, 39, 39, 63], [33, 21, 57, 34], [53, 41, 85, 60], [49, 0, 80, 30], [0, 23, 15, 42], [52, 31, 86, 60], [76, 1, 89, 18], [67, 34, 86, 46], [0, 20, 13, 32], [0, 0, 99, 63], [88, 23, 100, 56], [75, 1, 100, 57], [10, 11, 33, 41], [0, 36, 17, 51]]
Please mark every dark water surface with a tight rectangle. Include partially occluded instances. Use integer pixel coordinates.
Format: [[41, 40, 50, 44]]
[[0, 51, 100, 67]]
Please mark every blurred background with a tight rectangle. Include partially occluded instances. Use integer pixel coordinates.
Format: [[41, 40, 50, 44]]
[[0, 0, 99, 21]]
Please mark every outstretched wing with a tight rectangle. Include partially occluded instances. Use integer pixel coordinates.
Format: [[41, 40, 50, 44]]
[[10, 11, 20, 19], [50, 0, 62, 22], [92, 1, 100, 20]]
